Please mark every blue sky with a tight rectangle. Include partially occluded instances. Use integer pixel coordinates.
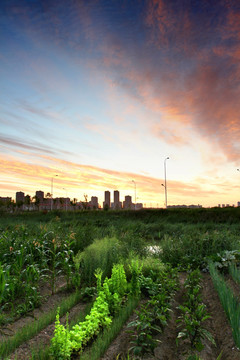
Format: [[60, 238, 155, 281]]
[[1, 0, 240, 207]]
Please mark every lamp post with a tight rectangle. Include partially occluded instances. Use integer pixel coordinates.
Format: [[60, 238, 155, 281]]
[[237, 170, 240, 208], [161, 157, 169, 208], [132, 180, 136, 210], [63, 188, 68, 211], [51, 174, 58, 211]]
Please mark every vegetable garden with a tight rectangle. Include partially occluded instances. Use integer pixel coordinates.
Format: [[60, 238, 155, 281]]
[[0, 208, 240, 359]]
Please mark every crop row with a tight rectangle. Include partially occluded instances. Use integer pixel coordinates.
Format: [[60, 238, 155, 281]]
[[50, 262, 140, 359], [177, 269, 216, 360], [0, 228, 76, 321], [126, 266, 179, 357], [209, 262, 240, 349]]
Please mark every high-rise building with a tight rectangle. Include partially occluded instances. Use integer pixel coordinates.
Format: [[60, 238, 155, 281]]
[[103, 191, 111, 209], [113, 190, 121, 209], [114, 190, 119, 203], [36, 190, 44, 202], [16, 191, 24, 203], [123, 195, 132, 209], [90, 196, 98, 209]]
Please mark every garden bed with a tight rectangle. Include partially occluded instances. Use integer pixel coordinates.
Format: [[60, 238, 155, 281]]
[[8, 300, 88, 360], [101, 273, 240, 360]]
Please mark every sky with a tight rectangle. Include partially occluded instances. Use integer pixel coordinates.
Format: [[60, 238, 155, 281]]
[[1, 0, 240, 208]]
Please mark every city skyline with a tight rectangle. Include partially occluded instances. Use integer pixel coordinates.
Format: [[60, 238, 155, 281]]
[[1, 187, 237, 209], [1, 189, 145, 210], [1, 1, 240, 207]]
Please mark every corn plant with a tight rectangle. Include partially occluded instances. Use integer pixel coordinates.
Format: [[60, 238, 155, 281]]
[[44, 238, 63, 295], [61, 235, 75, 289], [0, 263, 6, 305]]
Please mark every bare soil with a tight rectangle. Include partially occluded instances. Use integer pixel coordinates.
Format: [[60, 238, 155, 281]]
[[101, 273, 240, 360]]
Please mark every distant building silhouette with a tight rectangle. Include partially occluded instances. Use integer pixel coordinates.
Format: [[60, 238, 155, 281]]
[[103, 191, 110, 209], [36, 190, 44, 202], [0, 197, 12, 203], [113, 190, 122, 209], [90, 196, 98, 209], [16, 191, 24, 203], [123, 195, 133, 209]]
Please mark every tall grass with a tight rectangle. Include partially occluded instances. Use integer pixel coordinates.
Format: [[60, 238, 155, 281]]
[[78, 236, 122, 285], [209, 262, 240, 348]]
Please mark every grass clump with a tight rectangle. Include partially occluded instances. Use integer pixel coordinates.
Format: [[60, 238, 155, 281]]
[[77, 237, 122, 286]]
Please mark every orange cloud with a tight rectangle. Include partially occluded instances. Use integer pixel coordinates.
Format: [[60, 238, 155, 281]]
[[0, 154, 232, 207]]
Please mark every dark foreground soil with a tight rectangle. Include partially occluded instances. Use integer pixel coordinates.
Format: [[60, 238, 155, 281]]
[[101, 273, 240, 360]]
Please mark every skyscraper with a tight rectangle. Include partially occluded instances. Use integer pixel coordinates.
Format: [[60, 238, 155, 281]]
[[36, 191, 44, 202], [103, 190, 110, 209], [123, 195, 132, 209], [113, 190, 121, 209], [114, 190, 119, 203], [16, 191, 24, 203], [90, 196, 98, 209]]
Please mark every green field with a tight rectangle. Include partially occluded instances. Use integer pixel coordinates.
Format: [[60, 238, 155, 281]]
[[0, 208, 240, 359]]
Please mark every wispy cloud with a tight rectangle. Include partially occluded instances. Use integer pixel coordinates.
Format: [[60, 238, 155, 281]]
[[0, 135, 57, 155]]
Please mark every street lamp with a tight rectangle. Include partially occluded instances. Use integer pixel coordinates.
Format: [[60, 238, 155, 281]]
[[51, 174, 58, 211], [63, 188, 68, 211], [161, 157, 169, 208], [132, 180, 136, 210]]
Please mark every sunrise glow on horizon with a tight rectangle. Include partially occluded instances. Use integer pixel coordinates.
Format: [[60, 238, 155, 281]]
[[1, 0, 240, 208]]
